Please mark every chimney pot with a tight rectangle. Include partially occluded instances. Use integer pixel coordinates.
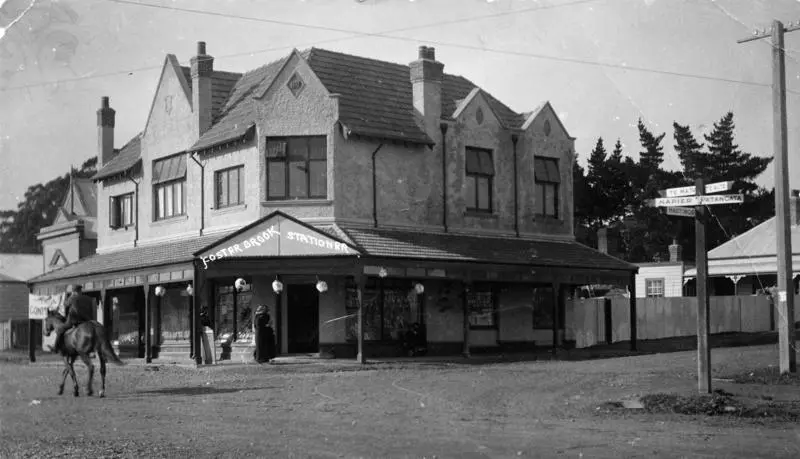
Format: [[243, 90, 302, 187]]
[[418, 46, 427, 59], [427, 46, 436, 60], [197, 41, 206, 55], [101, 96, 109, 108]]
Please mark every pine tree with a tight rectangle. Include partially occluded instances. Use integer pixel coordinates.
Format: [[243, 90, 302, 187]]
[[673, 122, 709, 180], [703, 112, 772, 194], [637, 118, 666, 171]]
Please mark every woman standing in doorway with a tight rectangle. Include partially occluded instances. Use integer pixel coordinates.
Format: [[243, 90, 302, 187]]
[[253, 305, 276, 363]]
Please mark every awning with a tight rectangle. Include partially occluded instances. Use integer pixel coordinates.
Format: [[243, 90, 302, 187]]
[[152, 154, 187, 185], [534, 157, 560, 183], [684, 254, 800, 278]]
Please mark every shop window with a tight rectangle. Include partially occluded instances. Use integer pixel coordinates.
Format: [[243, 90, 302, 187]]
[[534, 156, 560, 218], [266, 136, 327, 200], [159, 286, 191, 342], [109, 193, 134, 229], [532, 286, 555, 329], [645, 279, 665, 298], [214, 281, 253, 342], [215, 165, 244, 208], [345, 277, 422, 341], [467, 284, 497, 329], [465, 147, 494, 212]]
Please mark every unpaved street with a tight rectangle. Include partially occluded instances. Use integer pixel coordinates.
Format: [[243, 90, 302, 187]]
[[2, 345, 799, 458]]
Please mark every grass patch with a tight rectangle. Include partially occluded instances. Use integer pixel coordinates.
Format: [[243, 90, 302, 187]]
[[726, 367, 800, 385], [638, 389, 800, 421]]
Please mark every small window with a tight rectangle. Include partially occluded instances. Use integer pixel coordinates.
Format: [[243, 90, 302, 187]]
[[467, 284, 497, 329], [534, 156, 560, 218], [465, 147, 494, 213], [215, 166, 244, 208], [109, 193, 134, 229], [645, 279, 665, 298]]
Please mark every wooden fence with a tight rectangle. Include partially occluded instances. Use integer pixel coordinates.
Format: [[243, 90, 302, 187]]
[[0, 319, 42, 351], [566, 295, 800, 349]]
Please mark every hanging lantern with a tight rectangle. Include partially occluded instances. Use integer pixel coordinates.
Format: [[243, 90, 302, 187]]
[[414, 282, 424, 295], [154, 285, 166, 297], [316, 280, 328, 293], [378, 267, 388, 278], [235, 278, 247, 291], [186, 284, 194, 296], [272, 279, 284, 294]]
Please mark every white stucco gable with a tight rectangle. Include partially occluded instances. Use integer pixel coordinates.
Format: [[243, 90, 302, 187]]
[[522, 101, 574, 141], [451, 87, 505, 128], [142, 54, 193, 142]]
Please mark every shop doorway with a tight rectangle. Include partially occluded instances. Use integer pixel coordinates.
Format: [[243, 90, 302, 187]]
[[286, 284, 319, 354]]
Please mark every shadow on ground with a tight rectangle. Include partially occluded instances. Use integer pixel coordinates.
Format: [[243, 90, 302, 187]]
[[133, 386, 272, 396]]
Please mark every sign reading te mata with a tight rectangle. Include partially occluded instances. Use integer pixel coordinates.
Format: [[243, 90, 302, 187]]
[[195, 212, 359, 269]]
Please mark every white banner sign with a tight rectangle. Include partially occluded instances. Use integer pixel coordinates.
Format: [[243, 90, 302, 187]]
[[654, 194, 744, 207], [663, 181, 733, 198], [28, 293, 64, 320]]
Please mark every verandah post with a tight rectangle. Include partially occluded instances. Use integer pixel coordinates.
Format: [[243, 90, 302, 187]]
[[462, 279, 471, 358], [356, 272, 366, 364], [629, 272, 637, 351]]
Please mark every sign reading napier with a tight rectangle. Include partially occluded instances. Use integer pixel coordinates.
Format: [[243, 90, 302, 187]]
[[196, 213, 358, 269]]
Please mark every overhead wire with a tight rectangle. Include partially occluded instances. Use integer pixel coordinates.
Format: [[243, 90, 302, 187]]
[[2, 0, 798, 94]]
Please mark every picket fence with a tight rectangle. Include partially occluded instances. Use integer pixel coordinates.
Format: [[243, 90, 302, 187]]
[[565, 295, 800, 349]]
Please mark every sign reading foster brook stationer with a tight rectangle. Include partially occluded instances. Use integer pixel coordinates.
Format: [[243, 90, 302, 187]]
[[197, 213, 357, 269]]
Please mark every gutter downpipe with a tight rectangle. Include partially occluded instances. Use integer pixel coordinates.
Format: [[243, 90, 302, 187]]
[[190, 152, 205, 236], [371, 144, 385, 228], [126, 174, 139, 247], [440, 123, 449, 233], [512, 133, 520, 237]]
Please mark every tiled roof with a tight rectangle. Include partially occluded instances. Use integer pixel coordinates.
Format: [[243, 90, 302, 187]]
[[191, 47, 526, 151], [73, 178, 97, 218], [338, 226, 637, 272], [191, 56, 290, 152], [93, 133, 143, 180], [27, 232, 233, 284], [180, 66, 243, 120]]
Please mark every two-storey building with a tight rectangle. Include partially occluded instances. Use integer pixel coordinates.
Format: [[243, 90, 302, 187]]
[[29, 42, 638, 363]]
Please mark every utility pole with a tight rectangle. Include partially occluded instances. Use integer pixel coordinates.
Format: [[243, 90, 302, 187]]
[[739, 20, 797, 374]]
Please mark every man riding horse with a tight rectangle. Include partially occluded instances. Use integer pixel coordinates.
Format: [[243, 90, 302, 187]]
[[52, 284, 94, 353]]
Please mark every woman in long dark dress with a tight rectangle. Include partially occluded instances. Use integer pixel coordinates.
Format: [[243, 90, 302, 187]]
[[254, 305, 276, 363]]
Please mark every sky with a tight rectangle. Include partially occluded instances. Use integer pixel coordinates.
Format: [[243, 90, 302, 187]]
[[2, 0, 800, 212]]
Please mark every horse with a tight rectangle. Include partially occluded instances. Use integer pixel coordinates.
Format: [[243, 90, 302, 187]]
[[43, 309, 125, 398]]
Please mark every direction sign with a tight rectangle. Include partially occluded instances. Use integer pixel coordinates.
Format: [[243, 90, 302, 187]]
[[661, 181, 733, 198], [654, 194, 744, 207], [665, 206, 696, 217]]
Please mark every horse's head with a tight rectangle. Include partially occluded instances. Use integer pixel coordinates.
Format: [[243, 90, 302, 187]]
[[43, 309, 64, 336]]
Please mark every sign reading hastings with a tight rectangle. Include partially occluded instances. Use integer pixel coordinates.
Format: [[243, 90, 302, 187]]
[[197, 214, 356, 269]]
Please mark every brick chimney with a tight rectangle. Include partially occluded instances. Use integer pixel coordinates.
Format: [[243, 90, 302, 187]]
[[597, 227, 621, 257], [190, 41, 213, 138], [409, 46, 443, 138], [669, 239, 682, 262], [791, 190, 800, 226], [97, 96, 115, 168]]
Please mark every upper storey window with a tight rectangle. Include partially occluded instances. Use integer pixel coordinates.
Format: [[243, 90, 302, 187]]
[[534, 156, 560, 219], [266, 136, 327, 200], [152, 154, 187, 221], [465, 147, 494, 213]]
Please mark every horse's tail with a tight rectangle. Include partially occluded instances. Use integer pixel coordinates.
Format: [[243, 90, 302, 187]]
[[92, 322, 126, 366]]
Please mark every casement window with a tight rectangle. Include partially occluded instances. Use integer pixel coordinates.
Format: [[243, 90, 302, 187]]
[[109, 193, 134, 229], [645, 279, 665, 298], [344, 277, 423, 342], [465, 147, 494, 212], [534, 156, 560, 218], [152, 154, 187, 221], [215, 166, 244, 208], [266, 136, 327, 200], [467, 284, 498, 329]]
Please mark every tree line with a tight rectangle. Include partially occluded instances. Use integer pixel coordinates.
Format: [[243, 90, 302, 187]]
[[573, 112, 775, 263]]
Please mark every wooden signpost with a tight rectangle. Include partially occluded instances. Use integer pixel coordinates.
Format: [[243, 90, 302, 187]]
[[649, 179, 743, 394]]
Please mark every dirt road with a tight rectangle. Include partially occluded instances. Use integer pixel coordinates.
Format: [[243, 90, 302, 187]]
[[1, 344, 799, 458]]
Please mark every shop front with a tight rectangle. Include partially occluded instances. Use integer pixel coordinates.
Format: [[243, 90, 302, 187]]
[[190, 211, 640, 363]]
